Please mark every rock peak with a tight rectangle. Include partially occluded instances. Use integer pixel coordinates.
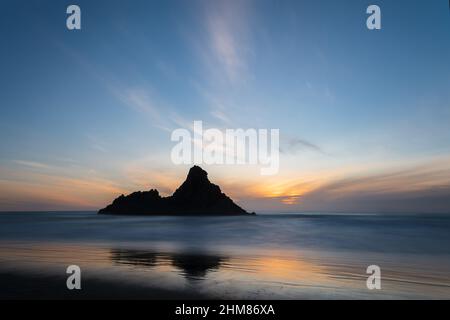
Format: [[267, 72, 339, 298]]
[[98, 166, 252, 216], [186, 165, 208, 182]]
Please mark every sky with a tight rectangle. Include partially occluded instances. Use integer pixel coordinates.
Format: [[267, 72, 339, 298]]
[[0, 0, 449, 213]]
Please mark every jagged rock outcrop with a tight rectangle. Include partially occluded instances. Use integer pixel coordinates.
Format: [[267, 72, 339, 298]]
[[98, 166, 252, 215]]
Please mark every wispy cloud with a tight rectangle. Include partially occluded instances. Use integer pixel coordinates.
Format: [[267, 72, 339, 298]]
[[175, 1, 255, 128], [55, 40, 179, 133], [273, 159, 450, 213], [207, 14, 246, 83], [85, 134, 109, 153], [210, 109, 231, 124], [118, 88, 163, 123], [188, 0, 252, 86], [13, 160, 51, 170], [280, 136, 326, 155], [0, 166, 127, 211]]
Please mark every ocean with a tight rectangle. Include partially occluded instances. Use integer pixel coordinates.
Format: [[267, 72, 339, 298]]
[[0, 212, 449, 299]]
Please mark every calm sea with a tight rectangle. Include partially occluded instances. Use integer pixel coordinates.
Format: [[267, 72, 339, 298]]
[[0, 212, 449, 299]]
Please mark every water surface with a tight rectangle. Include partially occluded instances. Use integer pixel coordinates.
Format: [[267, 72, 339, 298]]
[[0, 212, 449, 299]]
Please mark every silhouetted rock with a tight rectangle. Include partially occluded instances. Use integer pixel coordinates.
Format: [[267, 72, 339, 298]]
[[98, 166, 251, 215]]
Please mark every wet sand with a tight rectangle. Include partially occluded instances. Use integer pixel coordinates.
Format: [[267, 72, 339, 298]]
[[0, 271, 209, 300]]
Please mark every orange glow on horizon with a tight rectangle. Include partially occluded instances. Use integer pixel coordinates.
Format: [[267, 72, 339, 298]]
[[1, 155, 450, 211]]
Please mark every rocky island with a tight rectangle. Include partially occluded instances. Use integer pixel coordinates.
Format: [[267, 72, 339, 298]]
[[98, 166, 253, 215]]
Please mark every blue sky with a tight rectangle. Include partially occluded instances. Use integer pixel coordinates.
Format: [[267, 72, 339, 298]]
[[0, 0, 449, 212]]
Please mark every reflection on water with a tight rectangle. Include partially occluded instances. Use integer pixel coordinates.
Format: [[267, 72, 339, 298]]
[[111, 250, 159, 267], [111, 249, 227, 280]]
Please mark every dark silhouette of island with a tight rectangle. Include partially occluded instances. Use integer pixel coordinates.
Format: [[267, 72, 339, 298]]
[[99, 165, 253, 215]]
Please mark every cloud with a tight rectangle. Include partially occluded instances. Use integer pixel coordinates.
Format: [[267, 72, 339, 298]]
[[289, 161, 450, 214], [210, 109, 231, 124], [115, 87, 176, 132], [280, 136, 325, 155], [207, 15, 246, 83], [84, 134, 109, 153], [13, 160, 51, 170], [189, 80, 234, 126], [55, 40, 179, 133], [0, 168, 126, 211], [213, 157, 450, 214], [179, 1, 255, 128], [120, 89, 159, 120], [188, 0, 251, 86]]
